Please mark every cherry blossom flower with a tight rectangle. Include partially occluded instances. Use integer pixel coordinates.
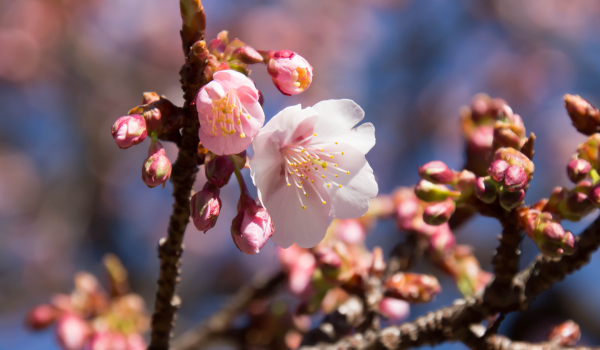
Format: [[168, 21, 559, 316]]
[[196, 70, 265, 155], [249, 100, 378, 248], [267, 50, 313, 96]]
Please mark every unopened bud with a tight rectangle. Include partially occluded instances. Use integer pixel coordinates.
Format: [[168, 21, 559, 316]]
[[567, 158, 591, 183], [267, 50, 313, 96], [548, 320, 581, 346], [142, 140, 172, 188], [378, 297, 410, 322], [456, 170, 476, 194], [429, 223, 455, 259], [493, 124, 522, 150], [233, 46, 264, 64], [142, 92, 160, 105], [423, 200, 456, 226], [488, 159, 510, 182], [191, 183, 221, 233], [383, 273, 441, 303], [564, 94, 600, 135], [415, 180, 459, 202], [494, 147, 534, 180], [231, 195, 274, 255], [418, 161, 455, 184], [562, 191, 592, 219], [469, 94, 491, 122], [205, 155, 234, 188], [499, 188, 525, 211], [111, 115, 147, 149], [474, 176, 498, 204], [504, 165, 527, 192], [534, 221, 577, 258], [56, 314, 90, 350], [25, 304, 58, 330], [576, 133, 600, 168], [314, 247, 342, 272], [589, 184, 600, 206], [370, 247, 386, 278]]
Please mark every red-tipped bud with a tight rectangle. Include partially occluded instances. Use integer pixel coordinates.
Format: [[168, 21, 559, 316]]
[[567, 159, 592, 183], [141, 141, 172, 188], [418, 161, 455, 184], [383, 273, 441, 303], [423, 200, 456, 226], [205, 155, 234, 188], [415, 180, 459, 202], [499, 188, 525, 211], [548, 320, 581, 346], [474, 176, 498, 204], [589, 184, 600, 206], [233, 46, 264, 64], [191, 183, 221, 233], [111, 115, 147, 149], [504, 165, 527, 192], [378, 297, 410, 322], [56, 314, 90, 350], [494, 147, 535, 179], [467, 125, 494, 154], [25, 304, 58, 330], [488, 159, 510, 182], [564, 94, 600, 135], [534, 221, 577, 258], [561, 231, 577, 256], [231, 195, 274, 255], [267, 50, 313, 96]]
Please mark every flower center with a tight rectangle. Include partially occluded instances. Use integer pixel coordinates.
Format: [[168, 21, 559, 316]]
[[282, 134, 349, 210], [208, 90, 249, 139], [293, 68, 310, 92]]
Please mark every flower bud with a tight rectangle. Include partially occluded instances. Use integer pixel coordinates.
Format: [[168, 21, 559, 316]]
[[378, 297, 410, 322], [267, 50, 313, 96], [191, 182, 221, 233], [142, 92, 160, 105], [494, 147, 534, 180], [493, 123, 522, 150], [231, 195, 274, 255], [576, 133, 600, 168], [142, 141, 172, 188], [418, 161, 455, 184], [56, 314, 90, 350], [25, 304, 58, 330], [111, 115, 147, 149], [488, 159, 510, 182], [562, 191, 592, 220], [314, 247, 342, 273], [233, 46, 264, 64], [533, 221, 577, 258], [456, 170, 476, 194], [370, 247, 386, 278], [334, 219, 366, 244], [423, 200, 456, 226], [474, 176, 498, 204], [589, 184, 600, 206], [504, 165, 527, 192], [548, 320, 581, 346], [286, 249, 316, 296], [469, 93, 492, 122], [499, 188, 525, 211], [564, 94, 600, 135], [383, 272, 441, 303], [205, 155, 234, 188], [567, 158, 591, 183], [429, 224, 455, 259], [415, 180, 459, 202]]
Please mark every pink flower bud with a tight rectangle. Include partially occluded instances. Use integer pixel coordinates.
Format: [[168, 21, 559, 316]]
[[494, 147, 535, 179], [567, 159, 592, 183], [415, 180, 459, 202], [25, 304, 58, 330], [474, 176, 498, 204], [548, 320, 581, 346], [314, 247, 342, 271], [231, 195, 274, 255], [564, 191, 592, 218], [205, 155, 234, 188], [561, 231, 577, 256], [142, 92, 160, 105], [423, 200, 455, 226], [111, 115, 147, 149], [334, 219, 365, 244], [418, 161, 455, 184], [288, 251, 316, 295], [191, 183, 221, 232], [429, 223, 455, 259], [467, 125, 494, 154], [233, 46, 264, 64], [56, 314, 90, 350], [487, 159, 510, 182], [504, 165, 527, 192], [499, 188, 525, 211], [589, 184, 600, 206], [141, 141, 172, 188], [267, 50, 313, 96], [564, 94, 600, 135], [378, 297, 410, 322]]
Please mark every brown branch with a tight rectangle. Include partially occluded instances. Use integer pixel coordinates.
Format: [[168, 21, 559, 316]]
[[463, 327, 596, 350], [148, 2, 207, 348], [172, 272, 286, 350]]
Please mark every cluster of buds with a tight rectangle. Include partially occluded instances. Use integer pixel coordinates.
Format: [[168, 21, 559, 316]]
[[25, 255, 147, 350], [415, 161, 476, 225], [460, 94, 529, 175], [203, 31, 312, 96], [111, 93, 183, 188], [518, 205, 577, 258], [474, 147, 534, 210]]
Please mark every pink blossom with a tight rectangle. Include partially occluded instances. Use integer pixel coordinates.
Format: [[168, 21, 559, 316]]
[[56, 314, 90, 350], [111, 115, 147, 149], [191, 183, 222, 232], [334, 219, 365, 244], [196, 70, 265, 155], [249, 100, 378, 248], [267, 50, 313, 96], [288, 250, 316, 295], [379, 297, 410, 322], [141, 140, 172, 188]]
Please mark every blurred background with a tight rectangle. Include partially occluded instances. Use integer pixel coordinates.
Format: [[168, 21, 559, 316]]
[[2, 0, 600, 348]]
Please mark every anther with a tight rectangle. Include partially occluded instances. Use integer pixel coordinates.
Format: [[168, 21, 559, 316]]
[[302, 206, 306, 209], [322, 201, 326, 204], [339, 184, 342, 188], [313, 133, 317, 136]]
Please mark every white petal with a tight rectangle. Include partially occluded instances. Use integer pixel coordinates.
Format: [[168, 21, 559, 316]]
[[336, 123, 376, 154], [312, 99, 365, 137], [325, 143, 378, 219], [262, 173, 331, 248], [250, 130, 283, 205]]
